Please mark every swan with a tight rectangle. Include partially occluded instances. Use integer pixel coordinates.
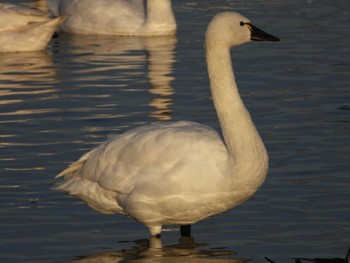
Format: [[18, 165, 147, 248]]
[[47, 0, 176, 36], [0, 3, 65, 52], [55, 12, 279, 237]]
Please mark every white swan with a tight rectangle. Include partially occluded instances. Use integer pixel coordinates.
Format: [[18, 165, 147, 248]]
[[55, 12, 279, 237], [47, 0, 176, 36], [0, 3, 65, 52]]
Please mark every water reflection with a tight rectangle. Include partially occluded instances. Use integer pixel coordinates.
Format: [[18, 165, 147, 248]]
[[57, 34, 177, 121], [147, 37, 176, 121], [68, 237, 246, 263], [0, 51, 57, 106]]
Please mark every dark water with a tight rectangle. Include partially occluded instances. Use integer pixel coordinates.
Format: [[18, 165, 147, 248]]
[[0, 0, 349, 262]]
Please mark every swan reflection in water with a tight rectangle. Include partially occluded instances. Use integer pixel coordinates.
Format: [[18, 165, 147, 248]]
[[56, 33, 177, 121], [70, 243, 348, 263], [67, 236, 246, 263], [0, 51, 57, 106]]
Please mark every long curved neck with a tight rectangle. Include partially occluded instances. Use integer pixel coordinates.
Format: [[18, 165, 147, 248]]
[[144, 0, 176, 33], [206, 43, 267, 166]]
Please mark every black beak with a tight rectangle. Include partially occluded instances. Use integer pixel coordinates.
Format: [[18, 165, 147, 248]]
[[246, 23, 280, 42]]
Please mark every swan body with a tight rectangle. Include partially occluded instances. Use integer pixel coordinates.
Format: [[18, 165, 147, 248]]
[[47, 0, 176, 36], [56, 12, 279, 236], [0, 3, 65, 52]]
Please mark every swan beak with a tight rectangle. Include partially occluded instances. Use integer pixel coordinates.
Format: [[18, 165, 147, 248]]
[[246, 23, 280, 42]]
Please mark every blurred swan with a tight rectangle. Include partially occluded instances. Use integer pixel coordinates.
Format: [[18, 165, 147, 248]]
[[55, 12, 279, 237], [33, 0, 48, 12], [0, 3, 65, 52], [47, 0, 176, 36]]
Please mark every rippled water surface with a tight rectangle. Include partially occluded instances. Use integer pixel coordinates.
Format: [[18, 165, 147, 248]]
[[1, 0, 349, 262]]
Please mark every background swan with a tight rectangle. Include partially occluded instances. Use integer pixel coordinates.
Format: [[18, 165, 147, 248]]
[[55, 12, 279, 237], [47, 0, 176, 36], [0, 3, 64, 52]]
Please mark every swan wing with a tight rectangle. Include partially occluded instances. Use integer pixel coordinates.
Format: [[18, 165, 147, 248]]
[[57, 121, 229, 196], [0, 16, 65, 52], [0, 3, 47, 16], [0, 4, 49, 32]]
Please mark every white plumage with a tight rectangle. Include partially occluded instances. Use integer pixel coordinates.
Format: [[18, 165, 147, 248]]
[[0, 3, 64, 52], [47, 0, 176, 36], [56, 12, 279, 237]]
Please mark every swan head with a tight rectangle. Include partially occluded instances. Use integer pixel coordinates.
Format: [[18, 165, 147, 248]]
[[206, 12, 279, 48]]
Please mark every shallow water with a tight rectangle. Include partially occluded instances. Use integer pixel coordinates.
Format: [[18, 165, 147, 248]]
[[0, 0, 349, 262]]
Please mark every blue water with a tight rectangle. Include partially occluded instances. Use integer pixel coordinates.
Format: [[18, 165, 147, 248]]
[[0, 0, 349, 262]]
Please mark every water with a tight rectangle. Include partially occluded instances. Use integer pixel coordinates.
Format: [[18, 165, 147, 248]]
[[0, 0, 349, 262]]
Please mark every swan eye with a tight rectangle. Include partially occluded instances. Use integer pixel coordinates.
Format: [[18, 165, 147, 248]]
[[240, 21, 245, 26]]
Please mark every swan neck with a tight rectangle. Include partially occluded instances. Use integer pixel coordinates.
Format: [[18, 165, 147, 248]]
[[144, 0, 176, 33], [206, 44, 266, 164]]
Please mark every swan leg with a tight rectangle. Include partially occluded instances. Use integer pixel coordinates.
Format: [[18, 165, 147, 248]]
[[148, 225, 162, 237], [180, 224, 191, 237]]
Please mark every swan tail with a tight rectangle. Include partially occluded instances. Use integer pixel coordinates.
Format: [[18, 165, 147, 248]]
[[53, 159, 86, 191], [55, 160, 84, 178], [55, 146, 99, 179], [53, 148, 96, 193], [54, 146, 123, 214], [31, 16, 66, 35]]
